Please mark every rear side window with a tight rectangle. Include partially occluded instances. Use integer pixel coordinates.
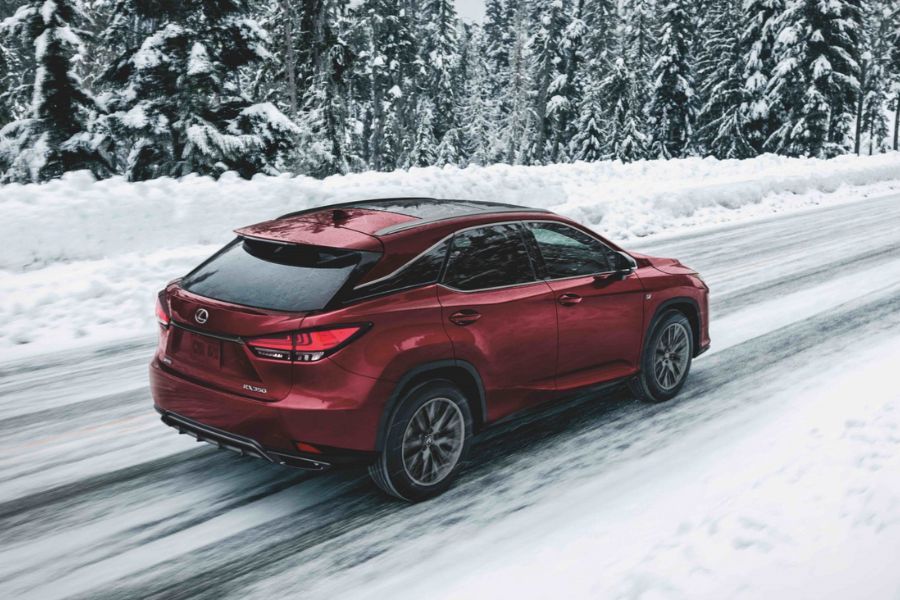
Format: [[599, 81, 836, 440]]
[[527, 222, 612, 278], [346, 239, 451, 302], [181, 238, 377, 312], [443, 224, 536, 291]]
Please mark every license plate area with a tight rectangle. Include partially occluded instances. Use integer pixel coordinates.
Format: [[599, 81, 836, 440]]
[[165, 324, 290, 400], [169, 328, 225, 371], [190, 336, 222, 369]]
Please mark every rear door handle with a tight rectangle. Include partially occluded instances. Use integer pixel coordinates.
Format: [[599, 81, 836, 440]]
[[558, 293, 582, 306], [449, 309, 481, 326]]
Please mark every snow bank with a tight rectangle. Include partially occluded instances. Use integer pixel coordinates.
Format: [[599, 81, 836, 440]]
[[3, 152, 900, 271], [1, 153, 900, 360]]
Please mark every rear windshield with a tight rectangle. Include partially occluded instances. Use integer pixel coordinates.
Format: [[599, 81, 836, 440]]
[[181, 238, 377, 312]]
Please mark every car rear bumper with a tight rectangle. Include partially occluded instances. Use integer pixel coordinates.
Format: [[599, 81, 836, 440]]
[[149, 357, 391, 462], [157, 408, 334, 470]]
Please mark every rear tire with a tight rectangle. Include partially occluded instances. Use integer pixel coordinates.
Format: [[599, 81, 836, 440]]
[[629, 310, 693, 403], [369, 380, 473, 502]]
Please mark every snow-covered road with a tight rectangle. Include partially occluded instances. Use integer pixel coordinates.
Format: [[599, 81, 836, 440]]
[[2, 191, 900, 599]]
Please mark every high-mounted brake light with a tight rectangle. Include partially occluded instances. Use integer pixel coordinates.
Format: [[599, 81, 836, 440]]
[[155, 297, 170, 327], [247, 325, 366, 362]]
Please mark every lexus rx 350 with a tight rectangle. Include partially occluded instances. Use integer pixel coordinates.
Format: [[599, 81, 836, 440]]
[[150, 198, 710, 501]]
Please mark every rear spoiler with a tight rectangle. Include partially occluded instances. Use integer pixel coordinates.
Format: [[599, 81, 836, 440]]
[[234, 218, 383, 251]]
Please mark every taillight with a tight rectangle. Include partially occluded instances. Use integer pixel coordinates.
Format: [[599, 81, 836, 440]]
[[155, 296, 170, 328], [247, 325, 367, 362], [246, 334, 293, 361]]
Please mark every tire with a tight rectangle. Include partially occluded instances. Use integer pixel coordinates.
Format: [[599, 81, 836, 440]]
[[369, 379, 473, 502], [629, 310, 693, 403]]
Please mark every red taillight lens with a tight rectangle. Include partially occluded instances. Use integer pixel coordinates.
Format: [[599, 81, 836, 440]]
[[294, 326, 362, 362], [155, 297, 170, 327], [247, 325, 366, 362], [295, 327, 360, 352]]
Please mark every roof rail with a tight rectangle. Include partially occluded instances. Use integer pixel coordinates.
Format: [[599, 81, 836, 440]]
[[375, 206, 552, 235]]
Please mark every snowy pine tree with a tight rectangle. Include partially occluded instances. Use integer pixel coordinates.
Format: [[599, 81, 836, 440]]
[[0, 0, 109, 182], [739, 0, 784, 154], [866, 0, 900, 152], [767, 0, 862, 157], [646, 1, 696, 158], [581, 0, 617, 73], [457, 23, 500, 165], [101, 0, 299, 180], [892, 9, 900, 150], [598, 57, 648, 162], [0, 36, 12, 127], [435, 126, 467, 166], [293, 0, 357, 177], [621, 0, 657, 96], [498, 0, 533, 164], [1, 0, 895, 181], [694, 0, 754, 158], [571, 78, 604, 161], [420, 0, 461, 142], [483, 0, 510, 82], [250, 0, 301, 118], [407, 97, 438, 167], [528, 0, 571, 164], [360, 0, 418, 171], [0, 0, 34, 126]]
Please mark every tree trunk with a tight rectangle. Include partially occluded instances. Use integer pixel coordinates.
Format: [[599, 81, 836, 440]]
[[550, 0, 585, 163], [281, 0, 298, 118], [894, 94, 900, 151], [505, 2, 526, 164], [854, 60, 867, 155]]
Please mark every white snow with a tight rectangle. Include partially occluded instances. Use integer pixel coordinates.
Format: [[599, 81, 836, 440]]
[[1, 171, 899, 599], [330, 332, 900, 600], [187, 42, 212, 76], [1, 153, 900, 360]]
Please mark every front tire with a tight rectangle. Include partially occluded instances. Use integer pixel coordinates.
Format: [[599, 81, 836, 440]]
[[369, 380, 473, 502], [629, 310, 693, 403]]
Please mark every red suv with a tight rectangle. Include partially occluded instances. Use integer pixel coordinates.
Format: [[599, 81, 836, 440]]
[[151, 199, 709, 501]]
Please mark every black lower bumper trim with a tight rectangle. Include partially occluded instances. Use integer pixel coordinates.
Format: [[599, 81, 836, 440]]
[[158, 409, 331, 471]]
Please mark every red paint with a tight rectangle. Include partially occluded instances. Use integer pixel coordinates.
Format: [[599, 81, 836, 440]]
[[548, 273, 646, 391], [437, 281, 559, 421], [151, 203, 710, 466]]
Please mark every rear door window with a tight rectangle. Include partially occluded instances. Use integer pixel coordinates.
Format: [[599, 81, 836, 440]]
[[181, 238, 377, 312], [442, 224, 536, 291]]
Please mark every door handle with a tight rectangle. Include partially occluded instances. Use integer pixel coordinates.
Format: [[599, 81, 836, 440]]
[[449, 309, 481, 326], [558, 293, 582, 306]]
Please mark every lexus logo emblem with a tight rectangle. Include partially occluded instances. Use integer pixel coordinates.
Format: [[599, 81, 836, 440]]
[[194, 308, 209, 324]]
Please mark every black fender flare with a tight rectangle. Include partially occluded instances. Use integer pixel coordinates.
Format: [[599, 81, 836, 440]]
[[644, 296, 702, 358], [374, 359, 487, 452]]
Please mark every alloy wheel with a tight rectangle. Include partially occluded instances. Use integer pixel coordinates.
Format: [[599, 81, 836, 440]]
[[401, 397, 465, 486], [654, 322, 690, 390]]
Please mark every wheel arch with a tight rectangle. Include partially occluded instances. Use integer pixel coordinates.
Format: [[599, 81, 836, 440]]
[[375, 360, 486, 452], [646, 297, 702, 358]]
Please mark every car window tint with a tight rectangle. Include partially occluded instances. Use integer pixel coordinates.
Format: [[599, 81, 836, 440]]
[[443, 224, 535, 291], [347, 239, 450, 300], [528, 222, 612, 278], [181, 238, 374, 311]]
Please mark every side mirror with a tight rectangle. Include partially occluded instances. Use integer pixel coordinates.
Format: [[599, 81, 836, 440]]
[[612, 251, 637, 277], [594, 251, 637, 283]]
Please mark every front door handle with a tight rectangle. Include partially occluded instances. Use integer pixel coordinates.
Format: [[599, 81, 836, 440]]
[[558, 293, 582, 306], [449, 309, 482, 326]]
